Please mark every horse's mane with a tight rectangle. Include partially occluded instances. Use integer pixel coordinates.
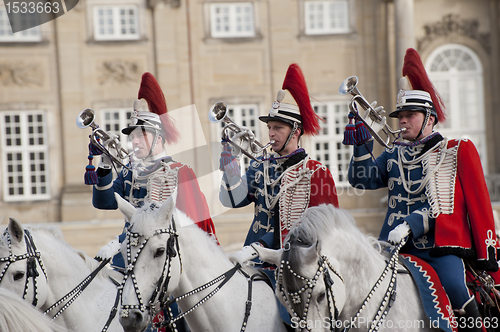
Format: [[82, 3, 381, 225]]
[[285, 204, 374, 248], [0, 288, 68, 332]]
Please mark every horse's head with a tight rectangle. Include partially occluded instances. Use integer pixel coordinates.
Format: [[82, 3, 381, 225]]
[[116, 193, 184, 332], [0, 218, 49, 309], [255, 205, 350, 331]]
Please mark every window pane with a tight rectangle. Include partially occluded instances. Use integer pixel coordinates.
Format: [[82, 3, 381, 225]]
[[1, 111, 50, 201], [210, 3, 255, 38], [305, 1, 350, 35]]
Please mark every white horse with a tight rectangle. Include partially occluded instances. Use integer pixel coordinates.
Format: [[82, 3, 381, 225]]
[[0, 218, 124, 332], [254, 205, 446, 332], [115, 194, 287, 332], [0, 287, 68, 332]]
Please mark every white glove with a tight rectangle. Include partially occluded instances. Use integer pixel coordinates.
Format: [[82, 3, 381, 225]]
[[370, 101, 385, 115], [95, 236, 121, 261], [98, 134, 119, 169], [102, 134, 119, 149], [98, 154, 112, 169], [388, 222, 411, 244], [227, 244, 259, 265]]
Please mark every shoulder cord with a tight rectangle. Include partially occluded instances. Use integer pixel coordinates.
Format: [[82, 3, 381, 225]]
[[263, 155, 310, 210], [396, 139, 447, 195]]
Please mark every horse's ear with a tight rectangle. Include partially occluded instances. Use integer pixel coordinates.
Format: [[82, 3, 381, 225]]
[[115, 193, 136, 221], [8, 217, 24, 244], [251, 244, 283, 267], [159, 194, 176, 219]]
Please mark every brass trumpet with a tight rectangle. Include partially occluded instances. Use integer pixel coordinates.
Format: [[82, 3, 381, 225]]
[[76, 108, 134, 170], [209, 101, 274, 162], [339, 76, 405, 148]]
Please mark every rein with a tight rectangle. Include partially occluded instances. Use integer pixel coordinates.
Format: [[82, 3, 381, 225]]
[[43, 258, 110, 318], [42, 258, 121, 332], [160, 263, 241, 328], [341, 240, 405, 332]]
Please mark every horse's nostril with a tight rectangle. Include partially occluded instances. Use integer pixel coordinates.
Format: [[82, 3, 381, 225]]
[[119, 308, 145, 330], [132, 311, 143, 324]]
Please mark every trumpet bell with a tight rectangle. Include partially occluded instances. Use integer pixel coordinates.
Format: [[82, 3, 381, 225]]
[[209, 101, 228, 124], [339, 76, 405, 148], [339, 76, 359, 96], [76, 108, 96, 129]]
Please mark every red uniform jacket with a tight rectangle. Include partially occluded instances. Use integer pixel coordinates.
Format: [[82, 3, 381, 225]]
[[431, 139, 499, 273]]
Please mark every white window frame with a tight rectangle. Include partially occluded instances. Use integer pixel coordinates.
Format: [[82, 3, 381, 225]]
[[310, 101, 352, 186], [93, 5, 140, 41], [213, 103, 260, 174], [304, 0, 350, 35], [209, 2, 255, 38], [425, 44, 487, 173], [0, 9, 41, 42], [100, 108, 133, 153], [0, 111, 50, 201]]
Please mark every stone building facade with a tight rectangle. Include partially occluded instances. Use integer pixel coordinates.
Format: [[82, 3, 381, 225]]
[[0, 0, 499, 254]]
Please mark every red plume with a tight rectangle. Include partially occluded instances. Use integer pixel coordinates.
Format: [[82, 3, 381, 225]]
[[402, 48, 446, 123], [138, 72, 180, 144], [282, 64, 321, 135]]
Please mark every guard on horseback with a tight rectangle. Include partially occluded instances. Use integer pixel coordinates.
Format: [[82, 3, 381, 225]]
[[90, 72, 217, 332], [219, 63, 339, 329], [347, 48, 500, 331]]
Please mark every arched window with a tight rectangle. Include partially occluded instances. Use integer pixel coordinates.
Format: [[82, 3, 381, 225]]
[[425, 44, 487, 172]]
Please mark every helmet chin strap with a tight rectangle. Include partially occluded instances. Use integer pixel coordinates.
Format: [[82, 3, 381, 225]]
[[412, 109, 431, 141], [277, 122, 299, 154], [142, 128, 161, 161]]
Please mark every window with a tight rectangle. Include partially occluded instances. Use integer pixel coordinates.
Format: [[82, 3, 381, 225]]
[[1, 111, 50, 201], [304, 0, 349, 35], [210, 2, 255, 38], [0, 10, 41, 42], [310, 101, 352, 185], [93, 6, 139, 41], [426, 44, 487, 172], [214, 104, 260, 174], [100, 108, 133, 152]]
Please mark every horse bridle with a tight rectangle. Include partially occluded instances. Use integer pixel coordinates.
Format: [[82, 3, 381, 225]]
[[276, 240, 345, 332], [119, 206, 183, 328], [1, 227, 121, 332], [120, 207, 262, 332], [277, 239, 405, 332], [0, 229, 47, 307]]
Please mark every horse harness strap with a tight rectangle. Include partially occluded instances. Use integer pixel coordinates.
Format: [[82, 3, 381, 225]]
[[102, 278, 122, 332], [160, 263, 243, 329], [342, 240, 405, 332], [0, 229, 47, 307], [44, 259, 112, 321]]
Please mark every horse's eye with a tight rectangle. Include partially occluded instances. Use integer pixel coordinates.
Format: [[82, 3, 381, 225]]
[[13, 271, 25, 281], [317, 291, 326, 303], [154, 248, 165, 258]]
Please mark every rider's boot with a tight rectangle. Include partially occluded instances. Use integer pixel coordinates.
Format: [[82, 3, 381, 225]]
[[455, 297, 485, 332]]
